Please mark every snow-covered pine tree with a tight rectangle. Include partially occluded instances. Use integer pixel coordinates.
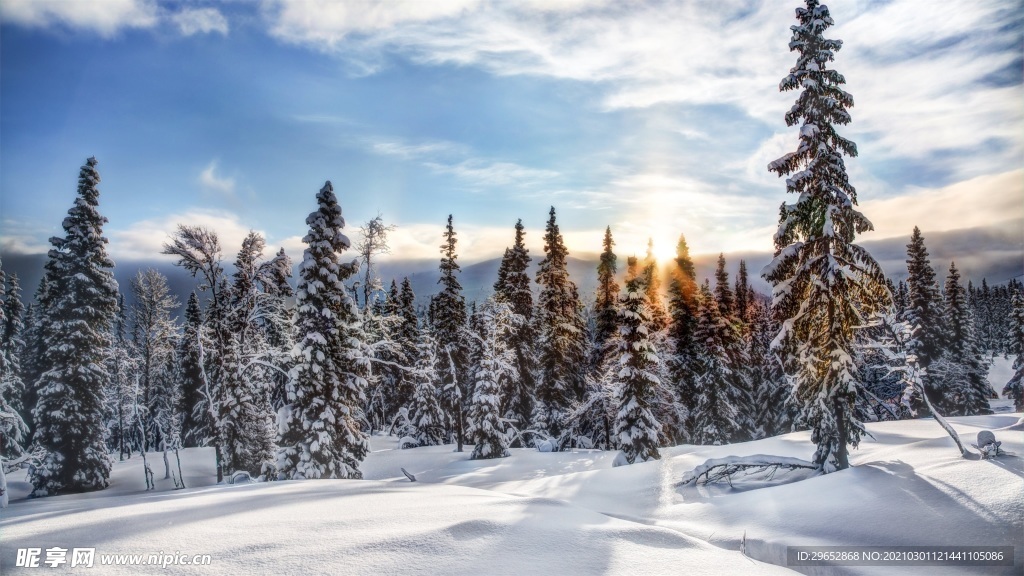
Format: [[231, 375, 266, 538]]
[[713, 254, 735, 319], [105, 293, 138, 459], [904, 227, 948, 411], [641, 239, 669, 331], [735, 260, 752, 326], [1, 268, 26, 427], [534, 207, 588, 445], [492, 219, 537, 440], [177, 292, 209, 448], [277, 181, 368, 480], [1003, 291, 1024, 411], [129, 268, 180, 452], [748, 296, 798, 436], [764, 1, 889, 471], [31, 157, 119, 495], [612, 267, 662, 465], [392, 278, 419, 419], [258, 248, 296, 414], [405, 327, 447, 447], [18, 282, 48, 439], [691, 282, 741, 445], [467, 298, 519, 459], [593, 226, 621, 364], [934, 263, 992, 416], [0, 260, 29, 480], [712, 255, 756, 440], [666, 234, 700, 440], [434, 215, 469, 450]]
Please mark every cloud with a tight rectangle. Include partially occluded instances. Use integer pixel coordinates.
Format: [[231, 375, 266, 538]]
[[108, 209, 274, 262], [171, 7, 229, 36], [199, 160, 237, 197], [1, 0, 159, 37], [262, 0, 1021, 190], [0, 219, 52, 255], [368, 136, 558, 188], [859, 169, 1024, 241]]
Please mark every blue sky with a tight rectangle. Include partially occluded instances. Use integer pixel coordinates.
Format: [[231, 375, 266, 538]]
[[1, 0, 1021, 265]]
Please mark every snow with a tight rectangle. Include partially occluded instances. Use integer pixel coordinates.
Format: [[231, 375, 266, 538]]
[[3, 410, 1022, 574]]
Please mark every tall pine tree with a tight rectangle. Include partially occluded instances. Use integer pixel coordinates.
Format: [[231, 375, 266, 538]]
[[534, 207, 587, 446], [492, 219, 537, 439], [276, 181, 368, 480], [764, 2, 889, 471], [31, 157, 119, 495], [666, 234, 700, 440], [435, 215, 469, 450]]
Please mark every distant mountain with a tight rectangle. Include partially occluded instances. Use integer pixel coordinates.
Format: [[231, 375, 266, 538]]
[[3, 220, 1020, 312]]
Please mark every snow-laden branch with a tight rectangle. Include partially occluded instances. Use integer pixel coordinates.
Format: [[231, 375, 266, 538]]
[[680, 455, 819, 486]]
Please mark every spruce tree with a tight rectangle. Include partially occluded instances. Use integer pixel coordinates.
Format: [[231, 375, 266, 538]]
[[435, 215, 469, 450], [735, 260, 752, 325], [492, 219, 537, 437], [177, 292, 208, 447], [593, 226, 621, 363], [277, 181, 368, 480], [666, 234, 700, 439], [467, 299, 518, 459], [406, 327, 447, 447], [1002, 291, 1024, 411], [1, 269, 26, 426], [640, 239, 668, 331], [936, 263, 992, 415], [31, 157, 119, 495], [691, 282, 741, 445], [393, 278, 419, 416], [764, 2, 889, 471], [904, 226, 947, 410], [612, 269, 662, 465], [534, 207, 587, 445], [713, 254, 735, 319]]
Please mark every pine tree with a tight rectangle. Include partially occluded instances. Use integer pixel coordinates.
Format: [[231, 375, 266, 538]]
[[593, 226, 621, 363], [713, 254, 735, 319], [467, 299, 518, 459], [277, 181, 368, 480], [735, 260, 752, 325], [435, 215, 469, 450], [1, 268, 26, 428], [406, 327, 447, 447], [691, 282, 741, 445], [665, 234, 700, 439], [640, 239, 668, 331], [393, 278, 419, 419], [904, 227, 948, 411], [934, 263, 992, 416], [748, 297, 797, 436], [612, 270, 662, 465], [0, 261, 28, 470], [534, 207, 587, 445], [492, 219, 537, 439], [18, 288, 47, 439], [31, 157, 119, 495], [1002, 291, 1024, 411], [177, 292, 208, 448], [764, 3, 889, 471]]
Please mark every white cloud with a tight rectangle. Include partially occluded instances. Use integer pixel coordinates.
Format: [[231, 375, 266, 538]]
[[108, 210, 272, 262], [368, 136, 558, 188], [171, 7, 229, 36], [0, 0, 158, 37], [859, 169, 1024, 241], [262, 0, 1021, 187], [199, 160, 236, 197]]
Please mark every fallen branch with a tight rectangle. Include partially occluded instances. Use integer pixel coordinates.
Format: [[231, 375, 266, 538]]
[[680, 455, 819, 486]]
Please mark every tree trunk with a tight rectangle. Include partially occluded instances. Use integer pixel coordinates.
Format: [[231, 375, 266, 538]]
[[834, 395, 850, 470], [215, 445, 224, 483]]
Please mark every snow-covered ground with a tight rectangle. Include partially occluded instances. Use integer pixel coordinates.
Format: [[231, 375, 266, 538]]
[[2, 362, 1021, 575]]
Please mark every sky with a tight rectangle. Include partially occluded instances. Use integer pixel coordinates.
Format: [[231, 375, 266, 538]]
[[1, 0, 1021, 267]]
